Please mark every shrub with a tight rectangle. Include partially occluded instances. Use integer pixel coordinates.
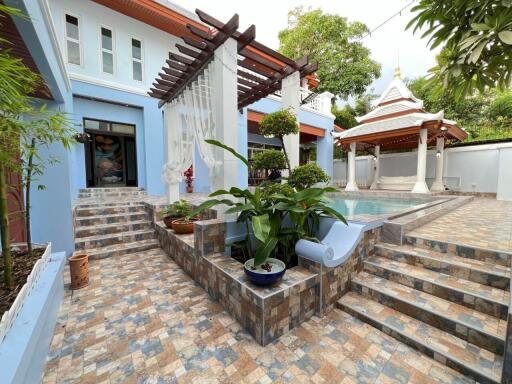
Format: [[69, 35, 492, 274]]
[[261, 182, 295, 200], [161, 199, 193, 218], [252, 149, 287, 171], [288, 163, 330, 190], [259, 109, 298, 137], [489, 91, 512, 120]]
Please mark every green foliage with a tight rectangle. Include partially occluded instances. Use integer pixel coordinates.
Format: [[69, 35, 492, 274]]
[[189, 141, 345, 267], [288, 163, 330, 190], [489, 90, 512, 119], [161, 199, 193, 219], [251, 149, 287, 171], [278, 7, 381, 99], [259, 109, 298, 137], [407, 0, 512, 98], [331, 104, 358, 129]]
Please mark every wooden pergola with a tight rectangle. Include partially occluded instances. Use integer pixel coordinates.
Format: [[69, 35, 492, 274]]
[[148, 9, 318, 109]]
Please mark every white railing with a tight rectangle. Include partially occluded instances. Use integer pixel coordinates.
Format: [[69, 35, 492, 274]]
[[273, 88, 333, 116], [0, 243, 52, 343]]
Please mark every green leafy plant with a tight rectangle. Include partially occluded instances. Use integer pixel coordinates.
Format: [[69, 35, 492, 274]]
[[259, 109, 299, 172], [189, 141, 346, 268], [161, 199, 193, 219], [407, 0, 512, 98], [251, 150, 287, 172], [288, 163, 330, 190]]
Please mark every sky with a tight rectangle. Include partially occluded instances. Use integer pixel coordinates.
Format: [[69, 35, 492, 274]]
[[171, 0, 440, 101]]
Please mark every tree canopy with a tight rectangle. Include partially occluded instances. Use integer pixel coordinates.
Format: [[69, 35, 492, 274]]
[[407, 0, 512, 98], [278, 7, 381, 100]]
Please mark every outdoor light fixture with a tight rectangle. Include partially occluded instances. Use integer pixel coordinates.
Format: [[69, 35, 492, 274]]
[[436, 150, 441, 158], [441, 126, 448, 131], [372, 156, 377, 161]]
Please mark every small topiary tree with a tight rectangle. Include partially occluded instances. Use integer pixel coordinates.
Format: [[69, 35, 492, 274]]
[[259, 109, 298, 172], [252, 149, 287, 176], [288, 163, 330, 190]]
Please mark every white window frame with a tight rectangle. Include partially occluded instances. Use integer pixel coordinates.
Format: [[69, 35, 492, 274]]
[[130, 36, 144, 82], [99, 24, 115, 75], [63, 12, 82, 67]]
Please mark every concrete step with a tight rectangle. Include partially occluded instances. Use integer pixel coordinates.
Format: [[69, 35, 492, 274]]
[[74, 211, 150, 227], [82, 239, 160, 260], [74, 220, 152, 239], [403, 234, 511, 267], [351, 271, 506, 354], [338, 292, 503, 384], [74, 228, 155, 250], [374, 242, 510, 290], [364, 256, 509, 320], [74, 204, 146, 218]]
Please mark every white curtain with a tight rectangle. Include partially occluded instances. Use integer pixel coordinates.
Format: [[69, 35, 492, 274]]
[[162, 60, 219, 201]]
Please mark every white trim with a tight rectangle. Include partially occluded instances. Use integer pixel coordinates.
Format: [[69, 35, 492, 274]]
[[39, 0, 71, 90], [130, 36, 144, 83], [68, 72, 150, 96], [62, 11, 82, 68], [99, 24, 115, 76]]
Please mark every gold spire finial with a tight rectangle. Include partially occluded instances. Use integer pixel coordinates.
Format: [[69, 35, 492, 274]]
[[394, 48, 401, 79]]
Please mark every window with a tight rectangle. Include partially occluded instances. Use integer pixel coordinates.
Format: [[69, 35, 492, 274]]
[[100, 26, 114, 74], [65, 14, 80, 65], [131, 38, 143, 81], [84, 119, 135, 136]]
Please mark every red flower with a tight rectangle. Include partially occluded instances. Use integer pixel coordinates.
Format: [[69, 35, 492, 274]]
[[183, 166, 193, 187]]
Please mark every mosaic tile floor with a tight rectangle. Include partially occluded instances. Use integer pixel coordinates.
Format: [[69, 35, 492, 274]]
[[42, 248, 476, 383], [408, 198, 512, 252]]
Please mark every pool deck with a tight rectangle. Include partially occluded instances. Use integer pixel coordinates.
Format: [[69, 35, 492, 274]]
[[408, 198, 512, 253]]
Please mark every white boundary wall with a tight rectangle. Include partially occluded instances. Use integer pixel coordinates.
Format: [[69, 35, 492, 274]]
[[333, 142, 512, 200]]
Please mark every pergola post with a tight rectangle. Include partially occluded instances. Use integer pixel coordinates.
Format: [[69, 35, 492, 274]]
[[370, 145, 380, 190], [431, 136, 445, 192], [411, 128, 430, 193], [164, 104, 181, 203], [345, 142, 359, 191], [282, 71, 301, 173], [213, 37, 242, 191]]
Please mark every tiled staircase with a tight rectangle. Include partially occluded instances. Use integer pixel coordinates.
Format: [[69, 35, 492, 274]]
[[338, 234, 510, 384], [73, 188, 159, 259]]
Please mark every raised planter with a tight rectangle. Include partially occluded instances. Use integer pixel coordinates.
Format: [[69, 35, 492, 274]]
[[0, 244, 66, 384]]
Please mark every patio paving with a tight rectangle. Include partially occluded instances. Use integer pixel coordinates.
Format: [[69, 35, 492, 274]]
[[408, 198, 512, 252], [42, 247, 476, 383]]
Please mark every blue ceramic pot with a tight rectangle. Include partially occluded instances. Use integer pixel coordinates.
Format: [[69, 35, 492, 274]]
[[244, 258, 286, 286]]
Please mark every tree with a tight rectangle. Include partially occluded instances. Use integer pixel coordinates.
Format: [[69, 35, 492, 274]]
[[278, 7, 381, 99], [332, 104, 358, 129], [0, 5, 75, 286], [288, 163, 330, 190], [407, 0, 512, 98]]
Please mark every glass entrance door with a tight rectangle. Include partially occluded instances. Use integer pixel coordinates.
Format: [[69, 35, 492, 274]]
[[83, 118, 137, 188]]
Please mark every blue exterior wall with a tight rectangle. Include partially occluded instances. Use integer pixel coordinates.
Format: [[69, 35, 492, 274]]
[[71, 80, 165, 196]]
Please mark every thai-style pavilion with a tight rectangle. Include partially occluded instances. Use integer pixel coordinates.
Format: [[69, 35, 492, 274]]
[[334, 67, 468, 193]]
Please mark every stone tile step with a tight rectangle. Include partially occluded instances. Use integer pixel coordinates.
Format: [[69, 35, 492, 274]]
[[364, 256, 509, 320], [74, 220, 152, 238], [77, 191, 147, 198], [352, 271, 506, 354], [338, 292, 503, 384], [404, 234, 511, 267], [82, 239, 160, 260], [74, 204, 146, 217], [74, 200, 146, 208], [78, 187, 145, 193], [74, 228, 155, 250], [374, 243, 510, 290], [74, 211, 150, 227]]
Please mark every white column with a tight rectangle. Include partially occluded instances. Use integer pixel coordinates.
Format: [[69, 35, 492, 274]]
[[281, 71, 301, 173], [164, 103, 180, 203], [411, 128, 430, 193], [345, 142, 359, 191], [213, 37, 239, 191], [370, 145, 380, 190], [430, 136, 445, 192]]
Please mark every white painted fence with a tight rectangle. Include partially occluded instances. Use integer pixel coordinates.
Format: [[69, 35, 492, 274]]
[[0, 243, 52, 343], [333, 142, 512, 199]]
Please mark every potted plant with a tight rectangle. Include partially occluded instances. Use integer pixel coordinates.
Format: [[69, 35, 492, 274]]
[[184, 165, 194, 193], [171, 216, 197, 234], [161, 199, 193, 229], [189, 139, 346, 286]]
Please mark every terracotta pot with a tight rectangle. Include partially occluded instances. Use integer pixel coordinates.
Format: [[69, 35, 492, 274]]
[[171, 218, 196, 234], [163, 216, 179, 229], [69, 253, 89, 290], [186, 186, 193, 193]]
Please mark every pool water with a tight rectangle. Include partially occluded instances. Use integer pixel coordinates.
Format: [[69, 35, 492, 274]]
[[329, 197, 425, 217]]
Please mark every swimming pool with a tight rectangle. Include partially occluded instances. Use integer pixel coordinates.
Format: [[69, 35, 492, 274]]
[[329, 197, 426, 217]]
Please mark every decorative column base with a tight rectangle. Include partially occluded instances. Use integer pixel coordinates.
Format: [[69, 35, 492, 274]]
[[345, 181, 359, 191], [369, 182, 378, 190], [430, 181, 445, 192], [411, 181, 430, 194]]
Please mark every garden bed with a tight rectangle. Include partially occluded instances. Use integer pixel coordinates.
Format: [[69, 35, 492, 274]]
[[0, 244, 46, 316]]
